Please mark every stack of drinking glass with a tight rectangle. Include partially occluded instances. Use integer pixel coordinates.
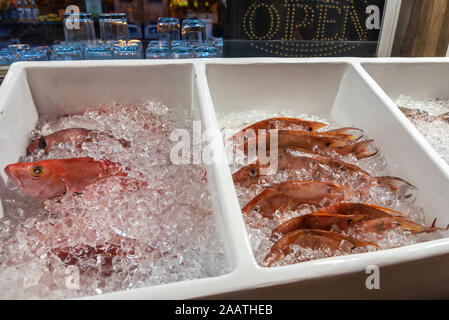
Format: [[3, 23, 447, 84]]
[[0, 13, 139, 63], [53, 12, 144, 60], [0, 44, 49, 64], [0, 13, 223, 65], [149, 17, 223, 59], [0, 40, 145, 63]]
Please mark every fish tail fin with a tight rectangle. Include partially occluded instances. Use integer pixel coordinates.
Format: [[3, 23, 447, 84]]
[[375, 176, 417, 195], [394, 217, 448, 234], [325, 127, 364, 141], [338, 140, 377, 159]]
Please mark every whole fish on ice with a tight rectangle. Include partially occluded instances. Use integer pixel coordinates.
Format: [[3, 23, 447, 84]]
[[4, 157, 127, 199], [241, 181, 352, 219], [27, 128, 131, 155], [264, 229, 379, 266], [233, 147, 414, 195], [229, 117, 363, 142], [271, 203, 447, 238], [242, 129, 375, 160]]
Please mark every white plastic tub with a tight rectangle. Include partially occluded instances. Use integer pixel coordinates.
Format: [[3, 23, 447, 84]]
[[0, 58, 449, 299], [202, 58, 449, 299], [0, 60, 240, 299], [360, 58, 449, 178]]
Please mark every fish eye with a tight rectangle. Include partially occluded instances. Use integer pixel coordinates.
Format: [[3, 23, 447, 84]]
[[308, 127, 313, 132], [38, 138, 47, 150], [326, 142, 331, 147], [253, 205, 262, 213], [30, 166, 44, 177], [249, 167, 258, 177]]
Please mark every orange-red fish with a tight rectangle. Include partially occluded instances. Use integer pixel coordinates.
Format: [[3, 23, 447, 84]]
[[243, 130, 375, 160], [230, 117, 327, 141], [264, 229, 379, 266], [229, 117, 363, 141], [4, 157, 127, 199], [27, 128, 130, 155], [241, 181, 351, 219], [232, 147, 413, 194], [271, 203, 446, 237]]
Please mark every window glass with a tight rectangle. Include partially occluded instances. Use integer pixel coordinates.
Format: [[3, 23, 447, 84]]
[[0, 0, 386, 57]]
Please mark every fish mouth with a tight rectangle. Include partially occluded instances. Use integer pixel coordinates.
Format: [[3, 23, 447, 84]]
[[4, 165, 25, 189]]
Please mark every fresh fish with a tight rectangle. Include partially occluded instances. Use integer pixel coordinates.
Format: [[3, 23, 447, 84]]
[[271, 203, 447, 237], [242, 130, 375, 160], [229, 117, 363, 142], [27, 128, 130, 155], [399, 106, 449, 121], [241, 181, 351, 219], [4, 157, 127, 199], [229, 117, 328, 142], [232, 147, 414, 194], [264, 229, 379, 266]]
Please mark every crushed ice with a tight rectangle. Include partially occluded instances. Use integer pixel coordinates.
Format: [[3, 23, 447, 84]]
[[396, 95, 449, 116], [396, 95, 449, 165], [0, 102, 230, 299]]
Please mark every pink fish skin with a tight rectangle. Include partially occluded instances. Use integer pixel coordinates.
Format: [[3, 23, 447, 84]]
[[4, 157, 127, 199], [27, 128, 130, 155]]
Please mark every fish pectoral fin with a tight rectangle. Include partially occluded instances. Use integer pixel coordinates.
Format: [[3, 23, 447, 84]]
[[349, 239, 381, 250], [431, 218, 437, 228], [59, 177, 81, 196], [280, 199, 295, 213], [429, 218, 449, 230], [430, 219, 449, 231], [328, 231, 380, 250], [59, 191, 73, 202]]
